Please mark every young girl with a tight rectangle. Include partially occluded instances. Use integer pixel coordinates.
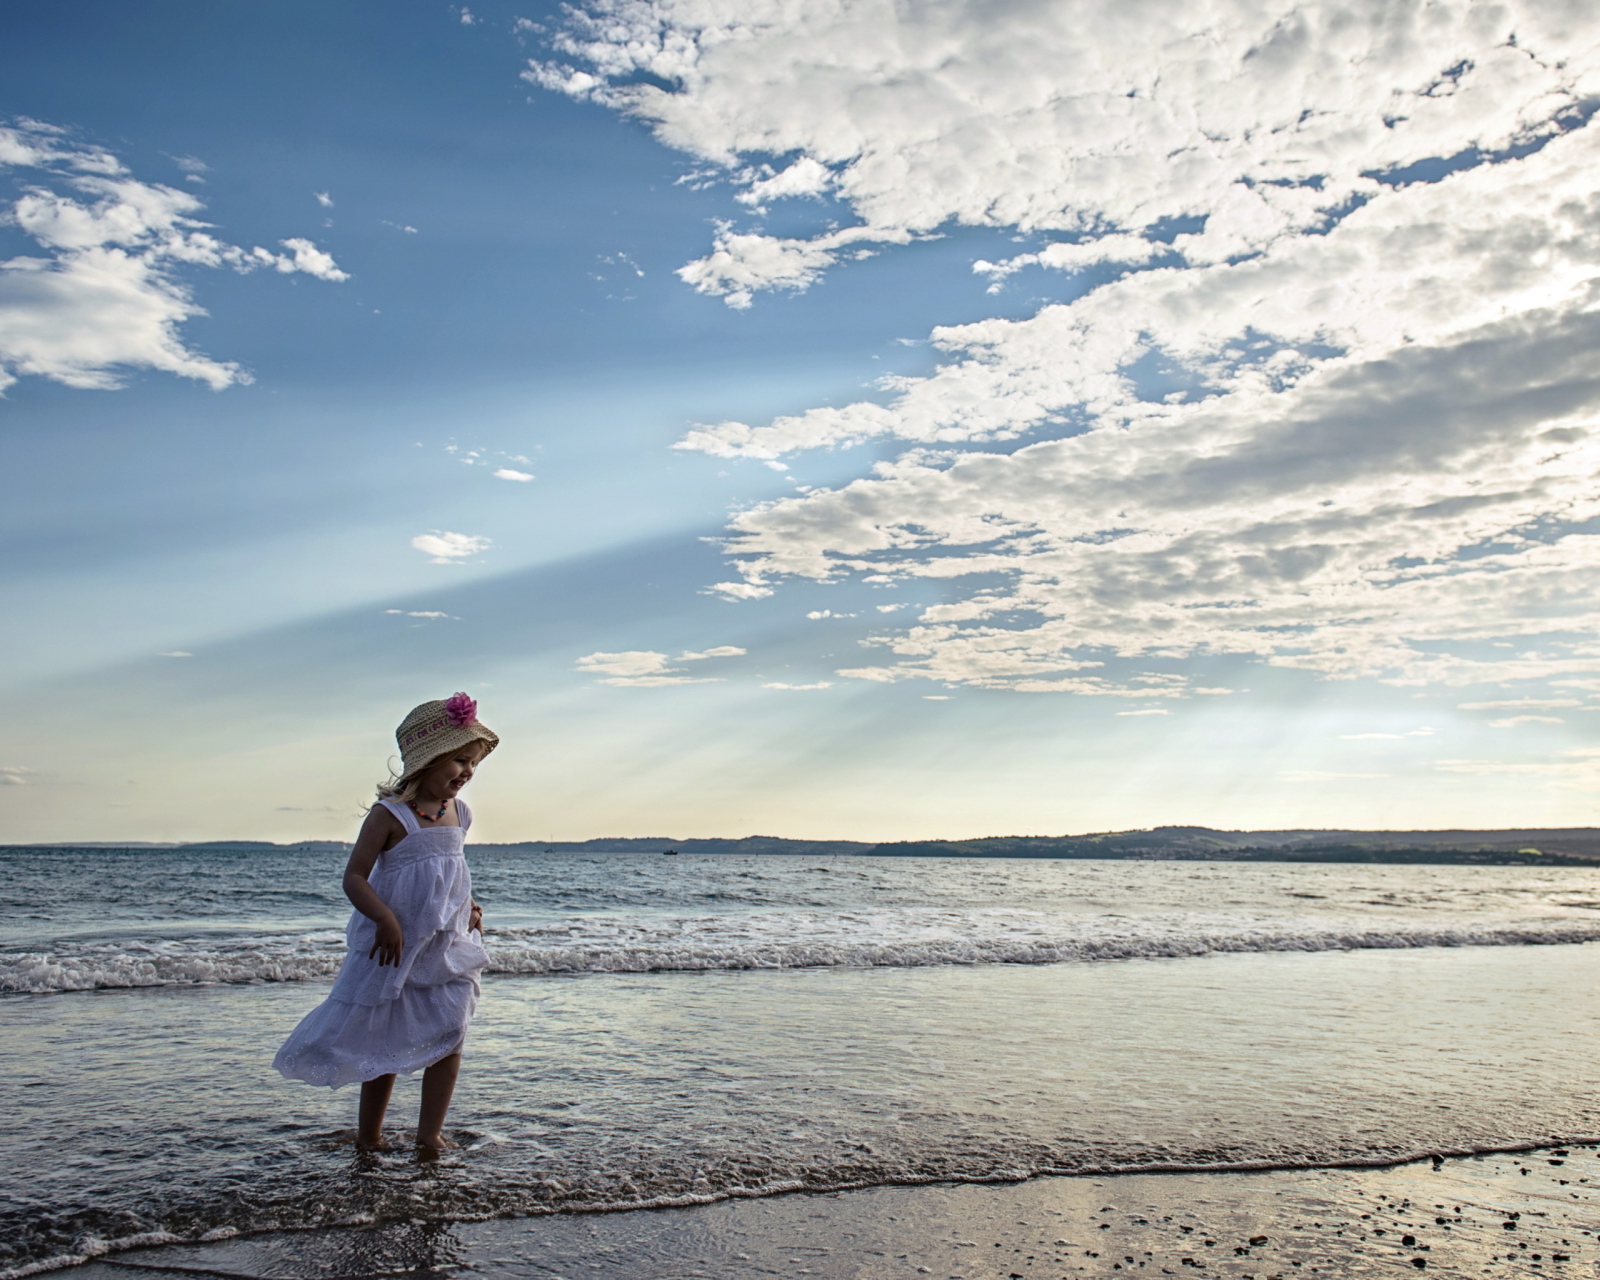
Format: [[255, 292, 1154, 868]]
[[274, 693, 498, 1151]]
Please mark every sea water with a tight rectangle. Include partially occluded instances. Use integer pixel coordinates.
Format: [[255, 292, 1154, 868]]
[[4, 848, 1600, 1275]]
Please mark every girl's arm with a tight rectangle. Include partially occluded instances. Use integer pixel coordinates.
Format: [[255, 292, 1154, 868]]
[[344, 807, 406, 966]]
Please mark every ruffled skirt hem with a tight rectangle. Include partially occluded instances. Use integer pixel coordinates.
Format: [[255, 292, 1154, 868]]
[[273, 976, 479, 1089]]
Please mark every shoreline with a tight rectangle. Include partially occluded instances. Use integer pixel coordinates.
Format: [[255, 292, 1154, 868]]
[[33, 1142, 1599, 1280]]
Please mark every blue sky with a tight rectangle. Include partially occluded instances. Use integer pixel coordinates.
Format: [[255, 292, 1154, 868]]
[[5, 0, 1600, 842]]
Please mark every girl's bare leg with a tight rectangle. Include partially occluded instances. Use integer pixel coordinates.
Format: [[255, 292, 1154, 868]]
[[417, 1053, 461, 1150], [358, 1073, 396, 1147]]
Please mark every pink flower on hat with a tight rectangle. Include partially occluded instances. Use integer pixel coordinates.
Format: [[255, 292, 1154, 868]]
[[444, 692, 478, 726]]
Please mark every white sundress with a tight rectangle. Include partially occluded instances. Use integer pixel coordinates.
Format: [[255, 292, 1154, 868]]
[[273, 798, 490, 1089]]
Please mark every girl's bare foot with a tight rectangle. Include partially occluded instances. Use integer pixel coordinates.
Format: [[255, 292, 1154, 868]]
[[358, 1074, 397, 1150], [415, 1132, 458, 1160]]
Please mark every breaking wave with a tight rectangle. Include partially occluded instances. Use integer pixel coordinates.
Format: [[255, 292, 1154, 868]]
[[6, 911, 1599, 993]]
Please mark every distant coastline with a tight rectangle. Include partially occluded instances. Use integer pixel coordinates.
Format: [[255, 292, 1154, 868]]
[[9, 826, 1600, 865]]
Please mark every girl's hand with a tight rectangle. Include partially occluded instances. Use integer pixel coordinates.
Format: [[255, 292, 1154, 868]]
[[345, 808, 407, 965], [369, 917, 404, 966], [469, 900, 483, 934]]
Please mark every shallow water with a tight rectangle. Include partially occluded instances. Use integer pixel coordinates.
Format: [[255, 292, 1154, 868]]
[[3, 850, 1600, 1275]]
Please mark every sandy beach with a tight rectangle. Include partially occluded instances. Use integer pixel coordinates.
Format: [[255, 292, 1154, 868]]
[[68, 1146, 1594, 1279]]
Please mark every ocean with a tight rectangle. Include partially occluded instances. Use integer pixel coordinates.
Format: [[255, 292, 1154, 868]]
[[4, 847, 1600, 1277]]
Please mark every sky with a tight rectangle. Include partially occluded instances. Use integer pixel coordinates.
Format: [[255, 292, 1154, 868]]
[[5, 0, 1600, 843]]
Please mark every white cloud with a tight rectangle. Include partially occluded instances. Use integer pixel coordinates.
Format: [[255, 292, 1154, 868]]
[[806, 609, 855, 619], [922, 694, 950, 700], [0, 120, 347, 392], [675, 221, 914, 309], [531, 0, 1600, 303], [411, 531, 490, 563], [763, 680, 832, 690], [974, 236, 1169, 291], [0, 765, 29, 785], [707, 580, 773, 600], [681, 645, 746, 659], [575, 650, 696, 685], [1457, 698, 1581, 711], [534, 2, 1600, 707], [735, 156, 833, 208], [384, 609, 456, 619], [314, 191, 333, 208], [276, 238, 349, 281], [1339, 728, 1435, 740], [1115, 708, 1170, 716], [1486, 715, 1567, 728], [494, 467, 535, 482], [575, 644, 744, 686], [576, 651, 674, 677]]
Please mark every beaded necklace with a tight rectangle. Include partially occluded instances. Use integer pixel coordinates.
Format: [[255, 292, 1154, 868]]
[[409, 796, 448, 823]]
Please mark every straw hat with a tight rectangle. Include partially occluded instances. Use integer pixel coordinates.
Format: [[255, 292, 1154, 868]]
[[394, 692, 498, 783]]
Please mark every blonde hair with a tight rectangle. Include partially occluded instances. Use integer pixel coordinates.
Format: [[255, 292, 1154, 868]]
[[375, 738, 489, 803], [375, 770, 428, 805]]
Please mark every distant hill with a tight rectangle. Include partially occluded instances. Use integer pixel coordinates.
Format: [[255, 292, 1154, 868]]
[[9, 828, 1600, 865], [472, 826, 1600, 865], [865, 825, 1600, 865]]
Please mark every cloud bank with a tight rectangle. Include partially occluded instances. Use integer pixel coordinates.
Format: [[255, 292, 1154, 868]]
[[0, 119, 346, 393], [533, 1, 1600, 697]]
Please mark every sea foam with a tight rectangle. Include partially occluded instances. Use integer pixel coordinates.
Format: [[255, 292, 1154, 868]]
[[6, 910, 1598, 993]]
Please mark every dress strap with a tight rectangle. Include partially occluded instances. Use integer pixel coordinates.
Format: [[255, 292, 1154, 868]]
[[456, 799, 472, 833], [379, 797, 420, 835]]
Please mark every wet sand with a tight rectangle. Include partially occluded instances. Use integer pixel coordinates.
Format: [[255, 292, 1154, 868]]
[[76, 1145, 1596, 1279]]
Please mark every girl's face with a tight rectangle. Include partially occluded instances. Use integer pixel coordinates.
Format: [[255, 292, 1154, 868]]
[[418, 743, 487, 799]]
